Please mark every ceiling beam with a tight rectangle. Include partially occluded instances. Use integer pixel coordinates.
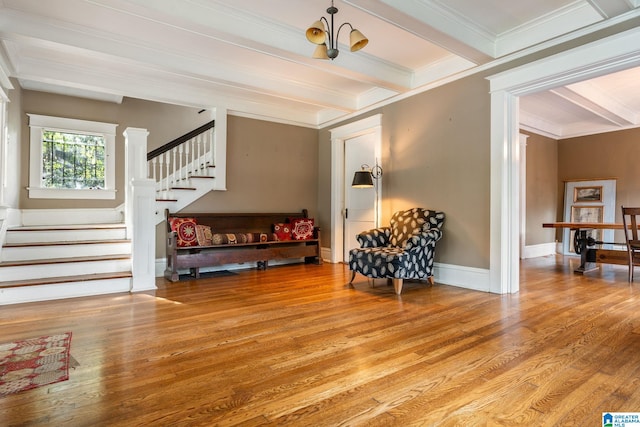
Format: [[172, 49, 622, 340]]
[[345, 0, 493, 63], [587, 0, 636, 18], [551, 84, 638, 126]]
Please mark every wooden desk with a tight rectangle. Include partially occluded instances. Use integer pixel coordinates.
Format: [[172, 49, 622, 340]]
[[543, 222, 630, 273]]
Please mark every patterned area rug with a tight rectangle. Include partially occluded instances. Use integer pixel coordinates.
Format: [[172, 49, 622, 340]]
[[0, 332, 73, 396]]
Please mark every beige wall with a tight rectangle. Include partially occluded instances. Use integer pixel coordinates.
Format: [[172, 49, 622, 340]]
[[558, 127, 640, 242], [319, 73, 491, 269], [520, 127, 640, 247], [183, 116, 318, 214], [523, 131, 558, 246]]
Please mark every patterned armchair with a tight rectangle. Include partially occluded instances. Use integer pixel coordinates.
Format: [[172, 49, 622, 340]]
[[348, 208, 445, 294]]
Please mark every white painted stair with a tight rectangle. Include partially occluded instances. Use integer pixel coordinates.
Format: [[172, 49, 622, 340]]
[[0, 223, 132, 305]]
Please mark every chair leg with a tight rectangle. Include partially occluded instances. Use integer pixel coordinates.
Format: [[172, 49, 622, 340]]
[[349, 270, 356, 284], [428, 276, 435, 286], [348, 271, 357, 288], [393, 278, 403, 295]]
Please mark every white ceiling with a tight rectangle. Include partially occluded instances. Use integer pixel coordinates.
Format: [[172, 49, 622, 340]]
[[0, 0, 639, 137]]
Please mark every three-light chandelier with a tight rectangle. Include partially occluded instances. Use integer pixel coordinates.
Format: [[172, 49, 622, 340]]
[[305, 0, 368, 60]]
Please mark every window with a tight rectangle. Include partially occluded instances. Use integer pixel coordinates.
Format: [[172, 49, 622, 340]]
[[41, 130, 106, 189], [28, 114, 117, 199]]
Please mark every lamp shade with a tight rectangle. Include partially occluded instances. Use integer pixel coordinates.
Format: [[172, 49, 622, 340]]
[[352, 170, 373, 187], [312, 44, 329, 59], [306, 20, 327, 44], [349, 29, 368, 52]]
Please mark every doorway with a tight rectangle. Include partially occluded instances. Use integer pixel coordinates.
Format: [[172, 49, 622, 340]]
[[488, 27, 640, 294], [330, 114, 382, 263]]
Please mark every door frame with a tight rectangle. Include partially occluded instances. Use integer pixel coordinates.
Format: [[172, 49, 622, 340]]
[[488, 26, 640, 294], [329, 114, 382, 264]]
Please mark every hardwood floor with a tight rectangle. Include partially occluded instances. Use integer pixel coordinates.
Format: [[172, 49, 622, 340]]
[[1, 256, 639, 426]]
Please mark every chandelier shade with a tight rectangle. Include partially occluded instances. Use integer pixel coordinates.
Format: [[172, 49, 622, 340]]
[[349, 29, 368, 52], [306, 1, 368, 60], [306, 20, 327, 44], [312, 44, 330, 60]]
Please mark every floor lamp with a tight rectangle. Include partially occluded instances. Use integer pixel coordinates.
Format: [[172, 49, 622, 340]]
[[352, 161, 383, 226]]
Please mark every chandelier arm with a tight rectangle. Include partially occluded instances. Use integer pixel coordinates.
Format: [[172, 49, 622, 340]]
[[335, 22, 354, 47], [319, 16, 330, 46]]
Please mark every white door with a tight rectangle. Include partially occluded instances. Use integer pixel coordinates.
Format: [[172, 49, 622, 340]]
[[343, 133, 376, 261]]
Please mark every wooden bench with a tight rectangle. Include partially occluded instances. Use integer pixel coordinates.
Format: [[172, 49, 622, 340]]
[[164, 209, 322, 282]]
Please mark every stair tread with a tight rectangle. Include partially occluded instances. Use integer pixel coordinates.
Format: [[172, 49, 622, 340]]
[[0, 254, 131, 268], [4, 239, 131, 248], [8, 223, 125, 232], [0, 271, 132, 288]]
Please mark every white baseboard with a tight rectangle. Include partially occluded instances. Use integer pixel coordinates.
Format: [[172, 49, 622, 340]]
[[321, 247, 332, 263], [522, 242, 556, 259], [433, 262, 491, 292]]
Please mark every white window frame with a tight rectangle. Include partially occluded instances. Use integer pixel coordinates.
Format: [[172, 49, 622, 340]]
[[28, 114, 117, 200]]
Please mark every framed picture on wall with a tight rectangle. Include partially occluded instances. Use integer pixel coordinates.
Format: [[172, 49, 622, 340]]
[[574, 186, 603, 203]]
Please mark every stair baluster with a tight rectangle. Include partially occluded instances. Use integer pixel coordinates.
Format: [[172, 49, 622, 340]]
[[163, 152, 171, 199], [171, 147, 177, 188], [178, 144, 185, 183]]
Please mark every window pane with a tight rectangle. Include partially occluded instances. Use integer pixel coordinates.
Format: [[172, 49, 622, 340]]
[[42, 130, 106, 189]]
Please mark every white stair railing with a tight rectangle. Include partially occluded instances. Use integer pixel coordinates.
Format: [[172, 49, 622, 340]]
[[146, 120, 215, 200]]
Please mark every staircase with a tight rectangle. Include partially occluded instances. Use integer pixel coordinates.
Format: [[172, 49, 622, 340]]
[[148, 120, 218, 224], [0, 119, 221, 305], [0, 212, 132, 305]]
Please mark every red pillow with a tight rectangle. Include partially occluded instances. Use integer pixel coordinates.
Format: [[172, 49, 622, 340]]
[[291, 218, 314, 240], [273, 223, 292, 241], [169, 217, 198, 247]]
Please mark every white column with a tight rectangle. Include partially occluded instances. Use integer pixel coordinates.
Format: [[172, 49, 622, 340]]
[[124, 127, 157, 292], [490, 90, 520, 294], [130, 179, 156, 291], [213, 107, 227, 190]]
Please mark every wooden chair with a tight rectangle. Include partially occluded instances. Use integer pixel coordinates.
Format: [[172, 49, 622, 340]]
[[621, 206, 640, 282]]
